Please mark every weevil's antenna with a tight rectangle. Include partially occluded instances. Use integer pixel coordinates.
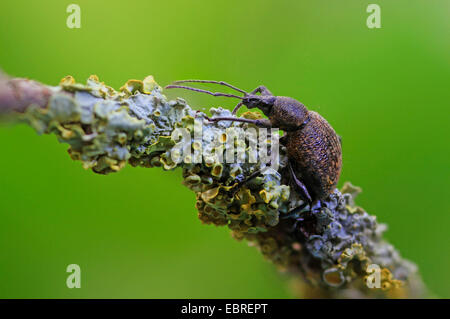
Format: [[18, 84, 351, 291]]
[[165, 85, 243, 99], [172, 80, 248, 95]]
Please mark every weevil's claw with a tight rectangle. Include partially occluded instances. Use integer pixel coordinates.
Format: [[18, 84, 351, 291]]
[[281, 206, 309, 220], [194, 110, 203, 119], [204, 116, 219, 122], [194, 111, 215, 122], [291, 217, 304, 232], [310, 200, 324, 214]]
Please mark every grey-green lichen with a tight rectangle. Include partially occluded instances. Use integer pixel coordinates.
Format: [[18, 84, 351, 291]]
[[24, 75, 291, 235], [19, 75, 425, 298]]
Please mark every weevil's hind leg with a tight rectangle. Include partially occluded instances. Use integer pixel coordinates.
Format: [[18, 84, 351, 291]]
[[282, 202, 309, 233], [205, 116, 272, 128], [285, 163, 323, 237], [288, 161, 313, 205]]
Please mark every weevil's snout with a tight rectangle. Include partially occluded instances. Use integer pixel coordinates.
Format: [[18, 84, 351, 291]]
[[242, 95, 276, 116]]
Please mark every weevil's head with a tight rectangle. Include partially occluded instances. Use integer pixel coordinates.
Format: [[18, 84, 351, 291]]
[[242, 94, 276, 117]]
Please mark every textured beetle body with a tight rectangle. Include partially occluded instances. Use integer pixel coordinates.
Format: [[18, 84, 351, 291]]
[[284, 111, 342, 201], [266, 96, 342, 201], [268, 96, 308, 130]]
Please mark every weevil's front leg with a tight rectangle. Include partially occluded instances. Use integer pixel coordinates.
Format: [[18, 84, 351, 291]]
[[205, 116, 272, 128], [232, 86, 273, 114], [249, 85, 273, 96], [229, 168, 265, 196]]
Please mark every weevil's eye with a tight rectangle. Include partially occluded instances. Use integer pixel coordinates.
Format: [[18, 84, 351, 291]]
[[243, 96, 261, 108], [243, 95, 275, 116]]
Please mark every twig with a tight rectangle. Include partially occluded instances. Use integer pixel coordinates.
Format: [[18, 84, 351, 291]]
[[0, 73, 427, 298], [0, 72, 52, 113]]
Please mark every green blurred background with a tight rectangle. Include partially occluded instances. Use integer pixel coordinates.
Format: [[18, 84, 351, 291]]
[[0, 0, 448, 298]]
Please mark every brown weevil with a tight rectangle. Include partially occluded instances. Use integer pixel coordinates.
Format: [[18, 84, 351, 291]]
[[165, 80, 342, 222]]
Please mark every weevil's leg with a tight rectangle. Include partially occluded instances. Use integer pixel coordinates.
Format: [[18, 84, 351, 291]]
[[232, 86, 273, 114], [288, 161, 312, 204], [281, 202, 309, 220], [310, 199, 324, 214], [249, 85, 273, 96], [230, 169, 265, 196], [289, 217, 304, 233], [286, 211, 308, 233], [231, 101, 243, 114], [238, 168, 264, 185], [279, 134, 287, 146], [205, 116, 272, 128]]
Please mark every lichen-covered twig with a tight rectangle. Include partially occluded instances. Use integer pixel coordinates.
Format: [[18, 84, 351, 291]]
[[0, 73, 427, 298]]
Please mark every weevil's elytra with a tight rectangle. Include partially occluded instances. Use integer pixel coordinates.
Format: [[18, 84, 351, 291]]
[[165, 80, 343, 218], [284, 110, 342, 201]]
